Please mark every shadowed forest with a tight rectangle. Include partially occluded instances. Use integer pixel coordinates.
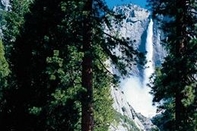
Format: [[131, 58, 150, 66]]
[[0, 0, 197, 131]]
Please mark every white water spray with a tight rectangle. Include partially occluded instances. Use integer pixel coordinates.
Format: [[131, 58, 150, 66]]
[[142, 19, 156, 117], [122, 19, 156, 117], [144, 19, 154, 86]]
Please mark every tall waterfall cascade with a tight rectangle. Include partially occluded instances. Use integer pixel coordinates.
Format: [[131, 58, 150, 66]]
[[143, 19, 156, 117], [144, 19, 154, 86], [121, 19, 157, 118], [109, 3, 166, 119], [109, 7, 164, 128]]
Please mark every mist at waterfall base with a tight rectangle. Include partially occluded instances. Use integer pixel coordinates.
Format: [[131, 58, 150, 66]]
[[121, 19, 157, 118]]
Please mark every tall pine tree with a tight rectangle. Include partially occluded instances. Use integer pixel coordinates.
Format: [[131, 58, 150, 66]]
[[81, 1, 94, 130], [148, 0, 197, 130], [0, 0, 144, 130]]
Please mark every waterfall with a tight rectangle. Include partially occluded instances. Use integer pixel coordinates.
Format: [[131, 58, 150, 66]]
[[121, 19, 156, 117], [144, 19, 154, 87], [142, 19, 156, 117]]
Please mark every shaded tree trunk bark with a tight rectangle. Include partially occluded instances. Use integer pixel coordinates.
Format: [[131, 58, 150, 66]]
[[82, 0, 94, 131]]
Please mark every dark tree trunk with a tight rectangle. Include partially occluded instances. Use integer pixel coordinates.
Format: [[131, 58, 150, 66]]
[[81, 0, 94, 131]]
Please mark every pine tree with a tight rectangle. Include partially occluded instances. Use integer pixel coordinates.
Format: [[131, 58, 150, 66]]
[[81, 1, 94, 130], [148, 0, 197, 130], [0, 0, 144, 130]]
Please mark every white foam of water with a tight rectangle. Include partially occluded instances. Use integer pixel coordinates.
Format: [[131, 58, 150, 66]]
[[122, 19, 156, 118]]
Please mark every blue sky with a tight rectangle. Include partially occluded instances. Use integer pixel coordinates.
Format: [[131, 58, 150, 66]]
[[105, 0, 147, 8]]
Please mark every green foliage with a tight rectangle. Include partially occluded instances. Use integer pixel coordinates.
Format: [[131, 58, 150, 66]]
[[0, 40, 9, 78], [113, 111, 140, 131], [181, 84, 196, 107], [91, 34, 117, 130], [0, 0, 82, 130], [94, 86, 115, 131], [0, 0, 144, 130], [2, 0, 31, 55], [151, 101, 175, 131], [46, 50, 64, 80], [0, 40, 10, 100], [148, 0, 197, 130], [28, 106, 42, 116]]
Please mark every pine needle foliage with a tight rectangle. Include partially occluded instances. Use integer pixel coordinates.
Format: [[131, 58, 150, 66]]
[[0, 0, 145, 130], [148, 0, 197, 130]]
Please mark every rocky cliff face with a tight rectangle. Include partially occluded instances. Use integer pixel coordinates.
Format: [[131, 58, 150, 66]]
[[111, 4, 165, 76], [109, 4, 165, 131], [110, 87, 158, 131]]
